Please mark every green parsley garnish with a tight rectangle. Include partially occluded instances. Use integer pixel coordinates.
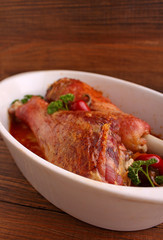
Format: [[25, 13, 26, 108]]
[[11, 99, 19, 104], [128, 158, 157, 187], [21, 95, 33, 104], [155, 176, 163, 185], [11, 95, 44, 105], [59, 93, 74, 110], [47, 93, 74, 114], [47, 100, 65, 114]]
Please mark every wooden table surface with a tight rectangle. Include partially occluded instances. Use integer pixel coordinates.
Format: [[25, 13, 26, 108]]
[[0, 1, 163, 239]]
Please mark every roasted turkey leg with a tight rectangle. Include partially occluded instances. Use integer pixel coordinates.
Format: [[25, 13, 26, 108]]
[[15, 96, 129, 186], [45, 78, 150, 152]]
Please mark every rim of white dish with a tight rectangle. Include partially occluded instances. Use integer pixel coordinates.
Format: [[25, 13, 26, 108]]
[[0, 70, 163, 205], [1, 69, 163, 95]]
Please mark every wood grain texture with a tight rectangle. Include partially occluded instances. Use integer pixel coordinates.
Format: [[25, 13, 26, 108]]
[[0, 0, 163, 92], [0, 0, 163, 239]]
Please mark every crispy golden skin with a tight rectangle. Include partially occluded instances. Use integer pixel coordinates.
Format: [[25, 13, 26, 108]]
[[15, 97, 129, 185], [45, 78, 150, 152]]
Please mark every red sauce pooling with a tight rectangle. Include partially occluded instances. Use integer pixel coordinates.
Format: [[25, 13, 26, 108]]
[[9, 116, 45, 159]]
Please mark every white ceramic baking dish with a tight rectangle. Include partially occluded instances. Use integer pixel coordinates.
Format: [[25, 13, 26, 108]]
[[0, 70, 163, 231]]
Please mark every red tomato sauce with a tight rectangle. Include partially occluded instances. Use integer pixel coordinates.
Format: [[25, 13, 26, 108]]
[[9, 116, 45, 159]]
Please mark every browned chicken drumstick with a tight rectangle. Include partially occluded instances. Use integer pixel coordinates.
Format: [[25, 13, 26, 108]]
[[45, 78, 150, 152], [8, 78, 153, 186], [15, 96, 130, 186]]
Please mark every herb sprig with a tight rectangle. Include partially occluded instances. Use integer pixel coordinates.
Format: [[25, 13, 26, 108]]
[[155, 176, 163, 185], [128, 158, 158, 187], [21, 95, 34, 104], [11, 95, 43, 105], [47, 93, 74, 114]]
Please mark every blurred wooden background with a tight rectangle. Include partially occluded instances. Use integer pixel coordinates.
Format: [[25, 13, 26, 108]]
[[0, 0, 163, 92], [0, 1, 163, 239]]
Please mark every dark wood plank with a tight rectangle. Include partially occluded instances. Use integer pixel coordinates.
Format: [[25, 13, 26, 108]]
[[0, 42, 163, 92], [0, 0, 163, 92], [0, 200, 163, 240]]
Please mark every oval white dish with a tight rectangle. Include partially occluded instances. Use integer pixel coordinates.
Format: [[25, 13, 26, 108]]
[[0, 70, 163, 231]]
